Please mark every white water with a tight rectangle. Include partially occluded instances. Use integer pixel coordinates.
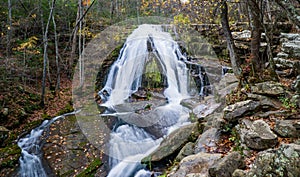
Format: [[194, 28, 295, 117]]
[[18, 111, 79, 177], [101, 24, 195, 177]]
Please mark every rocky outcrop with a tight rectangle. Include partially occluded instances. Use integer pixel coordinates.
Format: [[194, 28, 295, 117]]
[[168, 152, 222, 177], [141, 123, 200, 165], [245, 143, 300, 177], [243, 120, 278, 150], [251, 81, 285, 96], [209, 152, 245, 177], [43, 115, 103, 176], [274, 120, 300, 138], [223, 100, 260, 123]]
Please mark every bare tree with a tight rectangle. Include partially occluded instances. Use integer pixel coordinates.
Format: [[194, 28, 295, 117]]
[[275, 0, 300, 28], [53, 11, 60, 92], [41, 0, 56, 106], [220, 0, 242, 78], [7, 0, 12, 57]]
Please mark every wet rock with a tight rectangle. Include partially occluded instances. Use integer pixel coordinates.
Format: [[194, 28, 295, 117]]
[[209, 152, 245, 177], [274, 120, 300, 138], [246, 143, 300, 177], [194, 128, 220, 153], [175, 142, 195, 162], [243, 120, 278, 150], [168, 152, 222, 177], [223, 100, 260, 123], [142, 123, 200, 165], [43, 115, 102, 176], [0, 126, 9, 147], [251, 81, 285, 96]]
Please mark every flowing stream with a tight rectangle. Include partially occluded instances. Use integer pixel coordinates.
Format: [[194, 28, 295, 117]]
[[99, 24, 201, 177], [17, 111, 78, 177]]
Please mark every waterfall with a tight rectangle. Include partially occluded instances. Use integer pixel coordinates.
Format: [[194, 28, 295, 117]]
[[17, 111, 78, 177], [100, 24, 196, 177]]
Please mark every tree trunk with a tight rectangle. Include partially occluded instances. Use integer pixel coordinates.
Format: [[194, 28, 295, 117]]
[[275, 0, 300, 28], [53, 13, 60, 92], [70, 7, 80, 77], [7, 0, 12, 57], [220, 0, 241, 78], [41, 0, 56, 107], [248, 0, 263, 75]]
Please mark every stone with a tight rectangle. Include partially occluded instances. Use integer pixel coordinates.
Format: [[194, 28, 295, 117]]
[[251, 81, 285, 96], [232, 169, 246, 177], [2, 108, 9, 116], [194, 128, 219, 153], [142, 123, 200, 165], [175, 142, 195, 162], [273, 58, 300, 75], [204, 113, 225, 131], [274, 120, 300, 138], [243, 120, 278, 150], [168, 152, 222, 177], [209, 152, 245, 177], [292, 75, 300, 93], [246, 143, 300, 177], [0, 126, 9, 147], [214, 73, 238, 100], [223, 100, 260, 123], [291, 94, 300, 108]]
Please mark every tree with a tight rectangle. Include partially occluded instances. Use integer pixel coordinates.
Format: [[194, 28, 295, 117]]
[[275, 0, 300, 28], [41, 0, 56, 106], [220, 0, 241, 78]]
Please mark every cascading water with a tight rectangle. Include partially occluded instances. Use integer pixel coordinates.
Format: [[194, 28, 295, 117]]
[[99, 24, 200, 177], [17, 111, 78, 177]]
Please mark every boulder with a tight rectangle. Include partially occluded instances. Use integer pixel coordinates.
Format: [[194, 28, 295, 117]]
[[204, 113, 225, 131], [168, 152, 222, 177], [292, 75, 300, 93], [175, 142, 195, 162], [209, 152, 245, 177], [274, 120, 300, 138], [0, 126, 9, 147], [142, 123, 200, 165], [243, 120, 278, 150], [223, 100, 260, 123], [194, 128, 220, 153], [246, 143, 300, 177], [251, 81, 285, 96]]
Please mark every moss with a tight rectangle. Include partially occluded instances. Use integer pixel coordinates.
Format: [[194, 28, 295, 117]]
[[57, 102, 74, 115], [0, 144, 21, 169], [76, 159, 102, 177]]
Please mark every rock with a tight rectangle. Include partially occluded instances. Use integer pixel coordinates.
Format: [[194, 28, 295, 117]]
[[209, 152, 245, 177], [43, 115, 102, 176], [204, 113, 225, 131], [175, 142, 195, 162], [142, 123, 200, 165], [214, 73, 238, 100], [274, 120, 300, 138], [291, 94, 300, 108], [273, 58, 300, 75], [232, 169, 246, 177], [0, 126, 9, 147], [280, 33, 300, 40], [251, 81, 285, 96], [2, 108, 9, 116], [232, 30, 251, 40], [292, 75, 300, 93], [223, 100, 260, 123], [247, 93, 281, 110], [193, 96, 221, 119], [246, 143, 300, 177], [168, 153, 222, 177], [243, 120, 278, 150], [194, 128, 220, 153], [282, 42, 300, 58]]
